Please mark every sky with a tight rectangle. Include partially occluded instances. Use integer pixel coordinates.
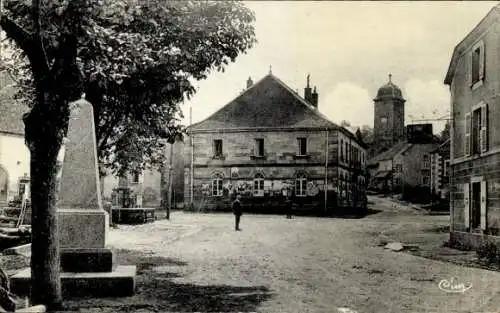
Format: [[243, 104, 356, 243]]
[[181, 1, 499, 134]]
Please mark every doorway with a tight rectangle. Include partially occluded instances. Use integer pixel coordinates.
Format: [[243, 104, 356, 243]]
[[470, 182, 481, 229]]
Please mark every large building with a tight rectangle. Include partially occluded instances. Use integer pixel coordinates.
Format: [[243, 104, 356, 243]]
[[445, 4, 500, 248], [372, 74, 406, 154], [184, 73, 367, 214]]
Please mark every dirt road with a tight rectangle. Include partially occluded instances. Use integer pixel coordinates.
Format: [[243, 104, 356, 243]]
[[68, 196, 500, 313]]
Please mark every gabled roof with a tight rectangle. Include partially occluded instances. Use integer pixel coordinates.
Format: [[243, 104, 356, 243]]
[[188, 73, 367, 146], [444, 4, 500, 85], [367, 141, 411, 166], [190, 73, 339, 130], [0, 81, 27, 136]]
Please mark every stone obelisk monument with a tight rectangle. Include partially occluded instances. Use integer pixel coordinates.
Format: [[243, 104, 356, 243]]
[[12, 99, 136, 298]]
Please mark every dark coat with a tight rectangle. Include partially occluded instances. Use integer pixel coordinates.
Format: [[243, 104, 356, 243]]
[[232, 199, 242, 216]]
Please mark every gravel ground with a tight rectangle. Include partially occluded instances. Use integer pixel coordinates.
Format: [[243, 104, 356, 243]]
[[10, 196, 500, 312]]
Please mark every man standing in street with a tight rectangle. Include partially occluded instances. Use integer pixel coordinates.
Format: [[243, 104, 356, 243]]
[[232, 194, 242, 231], [285, 195, 293, 219]]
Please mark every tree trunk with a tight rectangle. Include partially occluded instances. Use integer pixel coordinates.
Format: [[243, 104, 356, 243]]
[[25, 101, 65, 307], [24, 86, 68, 309], [29, 141, 62, 309]]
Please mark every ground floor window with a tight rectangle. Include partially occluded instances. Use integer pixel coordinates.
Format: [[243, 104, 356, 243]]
[[253, 173, 264, 197], [295, 175, 307, 197], [212, 174, 223, 196]]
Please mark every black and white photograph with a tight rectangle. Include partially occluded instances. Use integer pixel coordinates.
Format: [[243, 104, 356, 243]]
[[0, 1, 499, 312]]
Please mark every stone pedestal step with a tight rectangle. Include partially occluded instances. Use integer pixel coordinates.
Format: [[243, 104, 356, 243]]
[[10, 265, 136, 298]]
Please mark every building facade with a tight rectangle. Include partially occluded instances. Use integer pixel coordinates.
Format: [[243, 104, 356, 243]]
[[372, 74, 406, 155], [184, 73, 367, 214], [445, 4, 500, 248], [430, 140, 450, 201], [368, 125, 438, 200]]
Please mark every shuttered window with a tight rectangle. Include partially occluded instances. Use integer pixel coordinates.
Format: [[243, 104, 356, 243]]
[[471, 41, 485, 88], [465, 113, 471, 156], [480, 103, 488, 153]]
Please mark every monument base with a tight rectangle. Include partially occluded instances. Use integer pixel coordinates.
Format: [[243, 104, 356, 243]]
[[61, 248, 115, 272], [10, 265, 136, 298], [57, 209, 109, 249]]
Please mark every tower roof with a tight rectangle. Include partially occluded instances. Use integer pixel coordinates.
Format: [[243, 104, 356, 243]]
[[374, 74, 405, 101]]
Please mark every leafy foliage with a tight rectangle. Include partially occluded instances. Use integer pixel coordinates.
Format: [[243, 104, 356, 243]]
[[2, 0, 256, 175]]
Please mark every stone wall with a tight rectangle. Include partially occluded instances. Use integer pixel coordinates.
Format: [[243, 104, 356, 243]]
[[451, 152, 500, 236], [450, 22, 500, 161]]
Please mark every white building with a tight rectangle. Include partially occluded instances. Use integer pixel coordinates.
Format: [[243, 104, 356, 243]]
[[0, 71, 65, 206]]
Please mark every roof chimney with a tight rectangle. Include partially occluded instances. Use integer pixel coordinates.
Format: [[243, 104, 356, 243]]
[[304, 74, 312, 103], [246, 76, 253, 89], [311, 86, 318, 108]]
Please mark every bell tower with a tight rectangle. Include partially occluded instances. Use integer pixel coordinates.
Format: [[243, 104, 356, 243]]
[[373, 74, 405, 151]]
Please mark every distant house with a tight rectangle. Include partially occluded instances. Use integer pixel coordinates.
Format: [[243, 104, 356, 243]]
[[430, 139, 450, 201], [444, 4, 500, 248], [367, 125, 438, 200], [0, 72, 31, 206], [367, 141, 410, 192], [101, 135, 184, 209], [0, 71, 67, 206], [184, 73, 367, 214]]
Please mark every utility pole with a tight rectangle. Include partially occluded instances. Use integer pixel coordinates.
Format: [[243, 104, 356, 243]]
[[324, 129, 329, 214], [166, 142, 173, 220]]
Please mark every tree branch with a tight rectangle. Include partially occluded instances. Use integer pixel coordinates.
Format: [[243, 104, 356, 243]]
[[31, 0, 49, 73], [0, 15, 49, 82], [0, 16, 32, 53]]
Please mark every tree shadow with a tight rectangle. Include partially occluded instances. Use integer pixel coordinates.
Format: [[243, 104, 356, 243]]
[[63, 249, 274, 312]]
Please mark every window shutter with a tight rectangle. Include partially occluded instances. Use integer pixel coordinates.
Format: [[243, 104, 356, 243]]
[[480, 181, 487, 230], [467, 52, 472, 87], [480, 103, 488, 153], [479, 43, 485, 80], [464, 183, 470, 228], [465, 113, 471, 156]]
